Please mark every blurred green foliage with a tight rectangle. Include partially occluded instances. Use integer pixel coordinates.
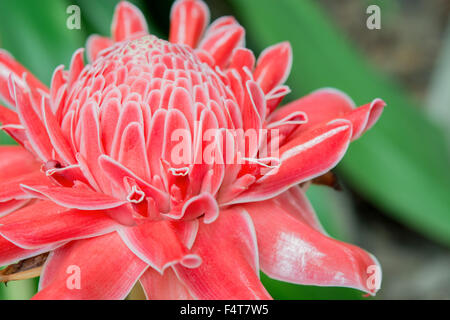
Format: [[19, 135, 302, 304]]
[[0, 0, 449, 299]]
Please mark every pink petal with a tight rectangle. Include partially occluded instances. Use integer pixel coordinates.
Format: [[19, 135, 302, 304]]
[[140, 267, 193, 300], [166, 192, 218, 223], [0, 146, 40, 181], [271, 88, 355, 124], [265, 85, 291, 114], [44, 163, 89, 188], [173, 207, 272, 300], [0, 200, 117, 249], [118, 122, 151, 181], [270, 88, 386, 141], [99, 155, 170, 213], [0, 49, 48, 107], [0, 236, 55, 267], [0, 171, 53, 202], [254, 42, 292, 93], [199, 23, 245, 68], [78, 102, 106, 190], [100, 98, 121, 154], [171, 220, 199, 249], [0, 199, 29, 218], [118, 220, 200, 273], [111, 2, 149, 42], [110, 100, 144, 160], [146, 109, 167, 178], [20, 184, 126, 210], [230, 48, 255, 74], [163, 108, 192, 168], [169, 87, 194, 133], [242, 81, 264, 137], [226, 120, 352, 205], [33, 233, 148, 300], [169, 0, 210, 47], [67, 48, 85, 90], [48, 66, 67, 116], [0, 103, 20, 125], [242, 196, 382, 295], [86, 35, 114, 62], [42, 97, 76, 165], [188, 108, 219, 195], [11, 78, 53, 161], [203, 16, 238, 37], [0, 124, 29, 148]]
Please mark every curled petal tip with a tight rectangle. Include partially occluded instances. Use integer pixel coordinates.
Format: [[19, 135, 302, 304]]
[[181, 254, 202, 269], [366, 98, 386, 131]]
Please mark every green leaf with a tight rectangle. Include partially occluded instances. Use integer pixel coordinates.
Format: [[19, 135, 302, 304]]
[[0, 131, 15, 145], [260, 272, 366, 300], [0, 0, 86, 84], [0, 278, 38, 300], [229, 0, 450, 246], [306, 185, 355, 242]]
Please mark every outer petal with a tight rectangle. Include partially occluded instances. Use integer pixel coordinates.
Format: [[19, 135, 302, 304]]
[[86, 35, 114, 62], [0, 236, 53, 267], [33, 233, 147, 300], [230, 48, 255, 74], [270, 88, 355, 124], [0, 50, 48, 107], [20, 184, 126, 210], [0, 199, 29, 218], [0, 201, 118, 249], [169, 0, 210, 47], [0, 104, 20, 125], [111, 2, 149, 42], [225, 120, 352, 205], [117, 220, 200, 273], [140, 267, 193, 300], [242, 196, 382, 295], [0, 146, 40, 181], [173, 207, 272, 300], [0, 171, 52, 202], [254, 42, 292, 93], [11, 78, 53, 161], [42, 97, 76, 165], [199, 22, 245, 68], [270, 88, 386, 141]]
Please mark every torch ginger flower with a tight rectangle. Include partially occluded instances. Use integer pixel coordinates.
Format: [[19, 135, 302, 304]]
[[0, 0, 384, 299]]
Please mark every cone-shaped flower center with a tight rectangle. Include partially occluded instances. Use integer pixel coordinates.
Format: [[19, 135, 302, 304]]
[[58, 35, 248, 221], [66, 35, 232, 132]]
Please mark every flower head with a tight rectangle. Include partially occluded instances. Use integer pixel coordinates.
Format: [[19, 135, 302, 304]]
[[0, 0, 384, 299]]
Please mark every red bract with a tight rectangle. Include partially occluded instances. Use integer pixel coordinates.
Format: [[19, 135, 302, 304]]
[[0, 0, 385, 299]]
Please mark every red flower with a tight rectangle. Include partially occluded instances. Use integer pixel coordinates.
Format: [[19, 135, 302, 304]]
[[0, 0, 384, 299]]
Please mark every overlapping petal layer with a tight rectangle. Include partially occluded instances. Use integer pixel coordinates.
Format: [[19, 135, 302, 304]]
[[242, 189, 381, 295], [33, 233, 148, 300], [173, 208, 272, 299]]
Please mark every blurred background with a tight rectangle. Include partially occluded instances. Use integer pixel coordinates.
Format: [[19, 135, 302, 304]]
[[0, 0, 449, 299]]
